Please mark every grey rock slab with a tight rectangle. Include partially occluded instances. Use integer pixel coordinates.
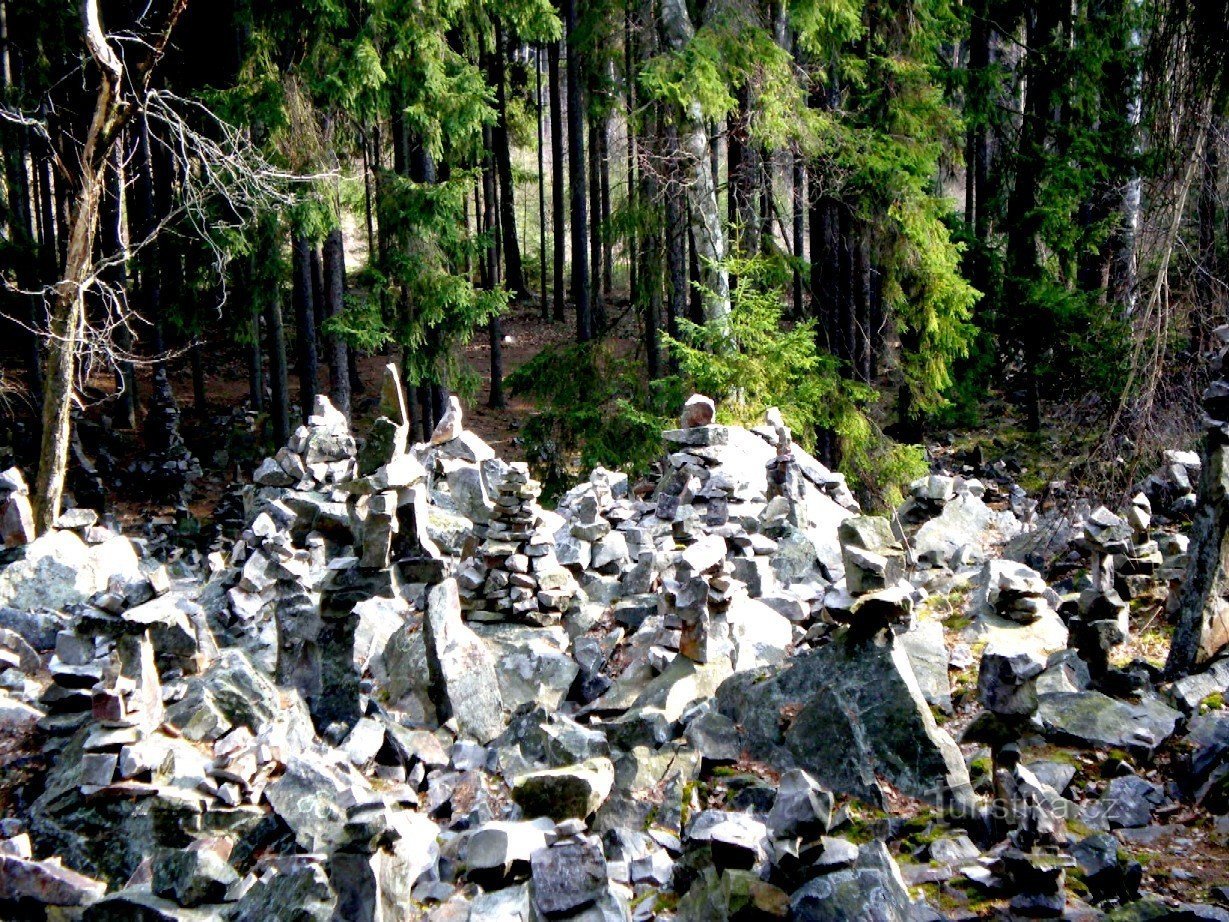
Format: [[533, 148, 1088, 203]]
[[715, 631, 973, 812], [423, 579, 504, 743], [530, 834, 608, 917], [789, 842, 912, 922], [1034, 691, 1180, 756]]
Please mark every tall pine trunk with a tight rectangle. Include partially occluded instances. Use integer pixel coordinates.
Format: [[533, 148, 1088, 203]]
[[588, 114, 605, 334], [323, 227, 351, 418], [491, 18, 525, 298], [291, 234, 319, 417], [564, 0, 592, 341], [549, 40, 566, 323]]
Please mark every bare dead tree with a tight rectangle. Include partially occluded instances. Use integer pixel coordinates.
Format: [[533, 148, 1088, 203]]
[[0, 1, 313, 532]]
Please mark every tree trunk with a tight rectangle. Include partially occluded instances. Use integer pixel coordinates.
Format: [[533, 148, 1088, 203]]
[[658, 0, 730, 330], [564, 0, 592, 341], [536, 46, 548, 317], [625, 0, 637, 302], [34, 0, 130, 533], [190, 341, 207, 417], [1004, 4, 1061, 432], [291, 234, 318, 417], [588, 114, 605, 334], [483, 124, 506, 409], [548, 40, 566, 323], [665, 126, 688, 355], [101, 145, 137, 428], [248, 310, 264, 414], [264, 240, 291, 447], [599, 100, 612, 298], [792, 154, 805, 318], [323, 226, 351, 418], [310, 244, 325, 337], [491, 18, 525, 298]]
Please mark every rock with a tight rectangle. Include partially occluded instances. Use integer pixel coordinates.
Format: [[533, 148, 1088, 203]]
[[686, 810, 770, 871], [899, 620, 953, 713], [1071, 832, 1141, 903], [790, 842, 912, 922], [838, 517, 906, 595], [466, 819, 554, 879], [680, 394, 717, 429], [978, 642, 1047, 715], [0, 530, 140, 611], [715, 631, 973, 811], [766, 769, 834, 839], [430, 396, 464, 444], [151, 842, 239, 907], [913, 493, 1018, 570], [511, 757, 615, 820], [677, 867, 790, 922], [264, 757, 351, 853], [0, 854, 106, 906], [422, 579, 504, 743], [1090, 775, 1166, 829], [530, 833, 608, 917], [1034, 691, 1180, 756], [228, 857, 336, 922]]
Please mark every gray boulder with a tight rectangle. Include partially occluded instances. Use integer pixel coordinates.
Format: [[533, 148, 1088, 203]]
[[715, 631, 973, 812], [422, 579, 504, 743]]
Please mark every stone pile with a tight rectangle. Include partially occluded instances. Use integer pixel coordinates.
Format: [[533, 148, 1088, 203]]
[[823, 514, 923, 634], [126, 369, 203, 506]]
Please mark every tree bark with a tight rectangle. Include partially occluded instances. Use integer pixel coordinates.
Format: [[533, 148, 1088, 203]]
[[491, 18, 525, 298], [101, 145, 137, 428], [588, 113, 605, 334], [483, 124, 506, 409], [548, 40, 566, 323], [792, 154, 805, 318], [265, 253, 291, 447], [34, 0, 133, 533], [536, 46, 548, 317], [564, 0, 592, 341], [323, 226, 351, 418], [291, 233, 318, 417], [658, 0, 730, 330]]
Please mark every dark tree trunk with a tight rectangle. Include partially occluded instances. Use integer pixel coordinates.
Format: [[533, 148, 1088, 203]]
[[361, 126, 377, 258], [854, 229, 872, 383], [129, 113, 164, 362], [310, 244, 325, 337], [588, 114, 605, 334], [483, 125, 506, 409], [264, 244, 291, 446], [101, 145, 137, 428], [792, 154, 805, 319], [665, 127, 687, 354], [291, 234, 319, 417], [563, 0, 591, 341], [624, 0, 637, 302], [1195, 128, 1220, 355], [248, 309, 264, 414], [548, 40, 566, 323], [687, 222, 703, 324], [491, 18, 525, 297], [323, 227, 352, 418], [0, 1, 42, 398], [1004, 4, 1062, 432], [536, 46, 548, 317], [599, 106, 612, 298]]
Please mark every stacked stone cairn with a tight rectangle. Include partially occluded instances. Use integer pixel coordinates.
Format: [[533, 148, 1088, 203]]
[[458, 463, 578, 625], [1069, 506, 1133, 674], [1115, 492, 1164, 598], [129, 369, 203, 506], [825, 514, 922, 634]]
